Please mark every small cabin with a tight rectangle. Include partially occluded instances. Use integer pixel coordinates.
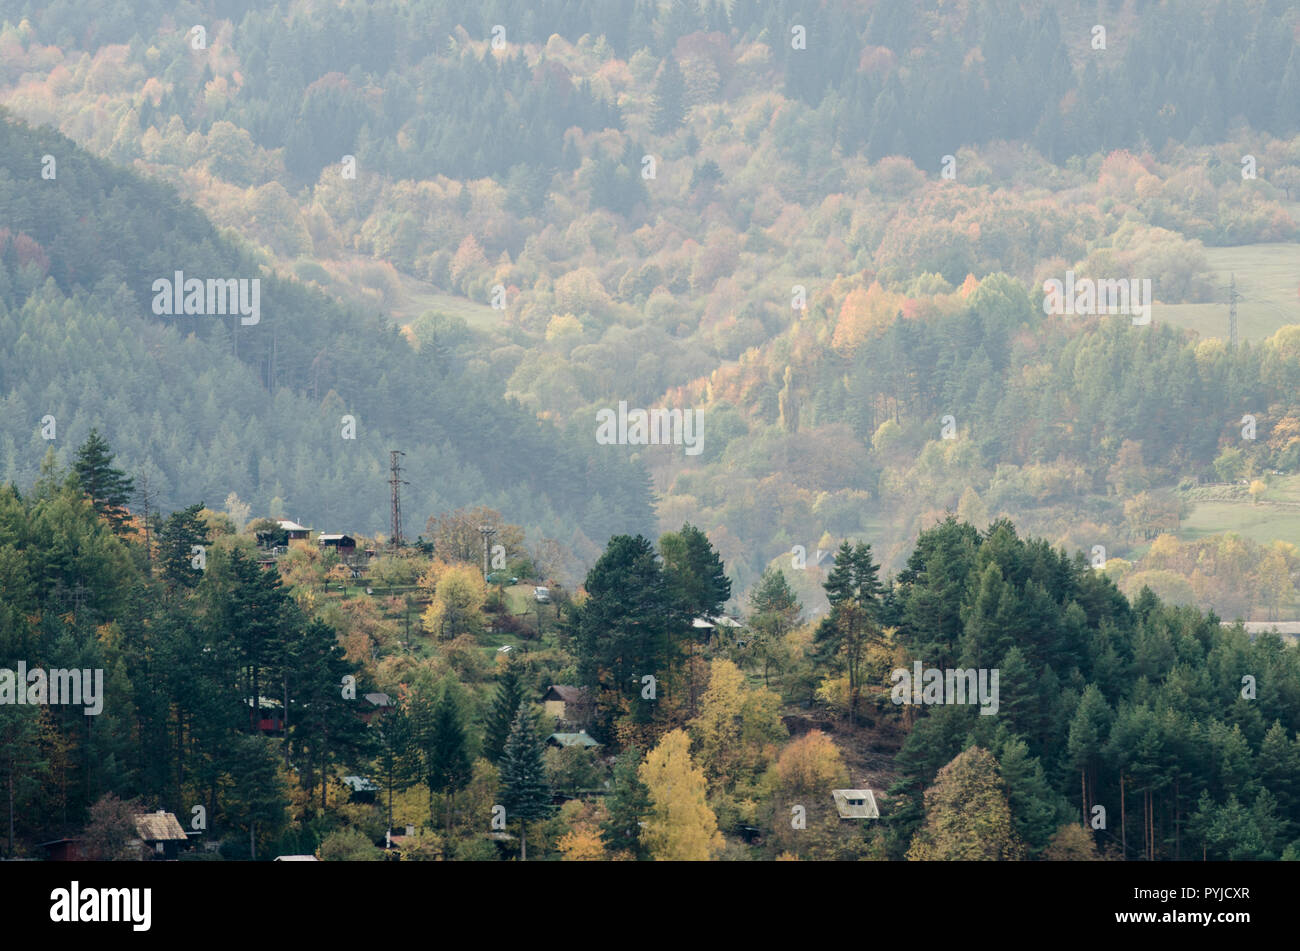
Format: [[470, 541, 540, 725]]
[[38, 837, 83, 861], [831, 789, 879, 819], [248, 697, 284, 734], [342, 776, 380, 804], [134, 811, 190, 860], [277, 519, 310, 541], [360, 692, 394, 724], [542, 685, 587, 724], [318, 534, 357, 556]]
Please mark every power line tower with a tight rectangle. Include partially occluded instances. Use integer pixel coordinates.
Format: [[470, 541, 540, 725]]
[[1228, 273, 1239, 350], [478, 524, 498, 579], [388, 450, 408, 549]]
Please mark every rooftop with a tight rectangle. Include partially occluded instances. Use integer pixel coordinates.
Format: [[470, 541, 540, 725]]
[[831, 789, 880, 819], [134, 810, 188, 841], [544, 685, 587, 703], [547, 731, 600, 748]]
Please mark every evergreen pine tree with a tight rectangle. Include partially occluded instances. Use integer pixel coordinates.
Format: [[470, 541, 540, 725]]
[[651, 56, 686, 134], [73, 429, 135, 533], [158, 502, 210, 590], [484, 663, 526, 763], [426, 688, 472, 833], [374, 701, 416, 837], [499, 706, 551, 860], [600, 748, 651, 859]]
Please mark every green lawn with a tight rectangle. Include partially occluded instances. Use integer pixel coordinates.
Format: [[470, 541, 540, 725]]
[[1160, 243, 1300, 343], [1179, 475, 1300, 544], [1179, 500, 1300, 545], [390, 272, 501, 333]]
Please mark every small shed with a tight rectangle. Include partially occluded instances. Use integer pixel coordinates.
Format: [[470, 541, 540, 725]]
[[546, 730, 601, 750], [38, 837, 83, 861], [134, 811, 189, 859], [831, 789, 879, 819], [319, 534, 357, 555], [274, 855, 320, 862]]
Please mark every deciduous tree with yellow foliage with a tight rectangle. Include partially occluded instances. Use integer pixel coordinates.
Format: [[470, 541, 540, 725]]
[[907, 746, 1025, 861], [638, 729, 724, 861]]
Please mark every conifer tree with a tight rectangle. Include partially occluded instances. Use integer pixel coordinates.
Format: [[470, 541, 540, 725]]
[[484, 662, 526, 763], [426, 688, 472, 834], [747, 568, 800, 687], [815, 541, 884, 724], [499, 706, 550, 860], [601, 748, 651, 859], [374, 700, 416, 837], [651, 55, 686, 134], [158, 502, 210, 591], [73, 429, 134, 534]]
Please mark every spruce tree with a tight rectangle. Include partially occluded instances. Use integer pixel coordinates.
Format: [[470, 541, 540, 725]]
[[651, 55, 686, 134], [158, 502, 210, 590], [484, 663, 526, 763], [374, 701, 415, 837], [73, 428, 135, 533], [600, 748, 651, 859], [499, 706, 550, 860], [426, 688, 472, 833]]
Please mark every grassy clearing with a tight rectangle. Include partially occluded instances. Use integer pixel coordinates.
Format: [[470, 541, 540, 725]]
[[1179, 500, 1300, 544], [390, 271, 501, 333], [1180, 474, 1300, 544], [1160, 243, 1300, 342]]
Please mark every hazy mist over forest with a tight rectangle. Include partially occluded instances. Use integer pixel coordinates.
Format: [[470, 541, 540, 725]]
[[1, 0, 1300, 885]]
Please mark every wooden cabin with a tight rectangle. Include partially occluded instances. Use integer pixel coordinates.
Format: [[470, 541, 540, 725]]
[[277, 519, 310, 541], [542, 685, 589, 725], [134, 811, 190, 860]]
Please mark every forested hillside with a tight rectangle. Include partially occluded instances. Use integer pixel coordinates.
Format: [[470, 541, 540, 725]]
[[0, 114, 654, 570], [6, 0, 1297, 604], [1, 0, 1299, 872]]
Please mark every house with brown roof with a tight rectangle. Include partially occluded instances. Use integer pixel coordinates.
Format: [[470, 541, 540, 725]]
[[542, 685, 590, 726]]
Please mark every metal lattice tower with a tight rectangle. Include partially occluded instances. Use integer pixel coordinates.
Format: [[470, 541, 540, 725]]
[[389, 450, 408, 549], [478, 525, 498, 579], [1228, 273, 1239, 350]]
